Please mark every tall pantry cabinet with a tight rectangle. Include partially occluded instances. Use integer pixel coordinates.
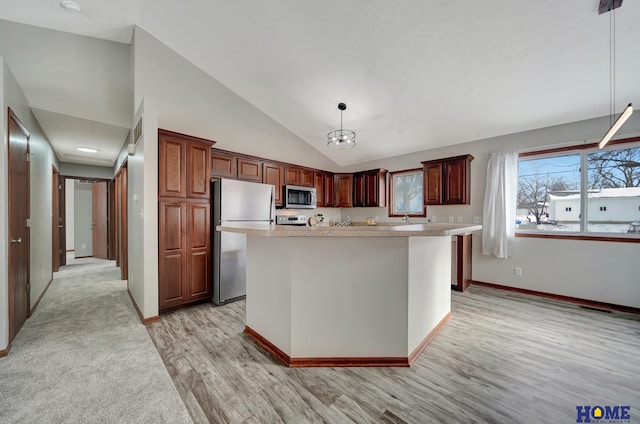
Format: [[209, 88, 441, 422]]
[[158, 129, 214, 312]]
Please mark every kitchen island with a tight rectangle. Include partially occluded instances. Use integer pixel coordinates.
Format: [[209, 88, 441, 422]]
[[217, 223, 482, 367]]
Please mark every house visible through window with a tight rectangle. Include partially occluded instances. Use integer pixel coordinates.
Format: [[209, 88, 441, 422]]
[[389, 168, 425, 217], [517, 139, 640, 237]]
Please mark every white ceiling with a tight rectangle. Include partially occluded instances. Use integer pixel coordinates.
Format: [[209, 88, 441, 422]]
[[1, 0, 640, 168]]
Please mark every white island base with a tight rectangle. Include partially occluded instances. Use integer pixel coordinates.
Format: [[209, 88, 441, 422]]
[[244, 234, 453, 367]]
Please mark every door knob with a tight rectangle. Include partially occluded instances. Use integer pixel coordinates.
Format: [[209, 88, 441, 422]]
[[10, 237, 22, 244], [58, 225, 64, 228]]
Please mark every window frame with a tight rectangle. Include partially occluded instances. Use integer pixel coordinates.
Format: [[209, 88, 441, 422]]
[[388, 168, 426, 218], [517, 136, 640, 243]]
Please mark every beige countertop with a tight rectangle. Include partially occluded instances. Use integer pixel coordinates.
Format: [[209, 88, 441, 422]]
[[216, 222, 482, 237]]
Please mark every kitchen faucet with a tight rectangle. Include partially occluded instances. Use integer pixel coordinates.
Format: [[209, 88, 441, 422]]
[[402, 215, 410, 225]]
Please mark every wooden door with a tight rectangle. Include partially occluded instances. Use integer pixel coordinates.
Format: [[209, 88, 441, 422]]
[[324, 173, 335, 207], [263, 162, 284, 207], [159, 135, 187, 197], [58, 177, 66, 266], [120, 165, 128, 280], [299, 169, 314, 187], [314, 172, 325, 207], [159, 200, 187, 310], [210, 151, 237, 178], [424, 163, 443, 205], [237, 157, 262, 182], [285, 166, 300, 185], [186, 201, 211, 300], [443, 158, 467, 204], [186, 142, 211, 198], [107, 180, 116, 260], [52, 168, 60, 272], [353, 172, 365, 207], [8, 108, 30, 342], [115, 172, 121, 267], [334, 174, 353, 208], [92, 182, 108, 259]]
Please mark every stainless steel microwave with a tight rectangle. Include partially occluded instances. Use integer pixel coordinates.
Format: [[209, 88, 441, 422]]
[[284, 185, 316, 209]]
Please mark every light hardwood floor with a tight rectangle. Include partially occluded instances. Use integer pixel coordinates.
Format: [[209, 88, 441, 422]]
[[147, 285, 640, 423]]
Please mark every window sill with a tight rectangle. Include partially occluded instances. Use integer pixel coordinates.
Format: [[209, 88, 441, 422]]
[[516, 232, 640, 243]]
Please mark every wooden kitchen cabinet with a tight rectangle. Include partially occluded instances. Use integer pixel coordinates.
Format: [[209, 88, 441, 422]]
[[285, 166, 314, 187], [324, 173, 335, 207], [334, 173, 353, 208], [186, 142, 211, 199], [159, 134, 187, 198], [237, 157, 263, 182], [353, 169, 387, 207], [158, 129, 215, 313], [211, 150, 237, 178], [314, 172, 326, 207], [263, 162, 285, 207], [422, 154, 473, 205], [158, 200, 211, 312]]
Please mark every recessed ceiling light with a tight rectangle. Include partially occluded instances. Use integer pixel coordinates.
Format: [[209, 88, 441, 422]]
[[77, 147, 98, 153], [61, 0, 81, 13]]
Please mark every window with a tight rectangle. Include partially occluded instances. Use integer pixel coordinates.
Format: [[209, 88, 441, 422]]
[[517, 138, 640, 238], [389, 168, 425, 217]]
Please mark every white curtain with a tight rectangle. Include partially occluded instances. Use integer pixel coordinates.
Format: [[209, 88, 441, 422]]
[[482, 151, 518, 259]]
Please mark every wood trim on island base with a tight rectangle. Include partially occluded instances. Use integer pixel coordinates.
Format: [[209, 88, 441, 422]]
[[471, 280, 640, 314], [245, 311, 452, 368], [127, 289, 160, 325]]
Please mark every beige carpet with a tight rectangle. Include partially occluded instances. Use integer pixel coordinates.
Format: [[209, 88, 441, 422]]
[[0, 257, 192, 424]]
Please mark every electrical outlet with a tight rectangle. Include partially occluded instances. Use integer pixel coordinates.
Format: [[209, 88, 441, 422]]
[[448, 216, 455, 223], [474, 216, 482, 224], [81, 244, 86, 249], [456, 216, 463, 223], [515, 267, 523, 276], [430, 216, 436, 223]]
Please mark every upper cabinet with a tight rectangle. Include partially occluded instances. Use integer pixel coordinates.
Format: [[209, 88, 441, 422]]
[[353, 169, 387, 207], [422, 154, 474, 205], [314, 171, 335, 208], [285, 165, 314, 187], [159, 134, 187, 198], [159, 130, 214, 199], [211, 150, 237, 179], [263, 161, 285, 207], [334, 173, 354, 208], [237, 157, 263, 182]]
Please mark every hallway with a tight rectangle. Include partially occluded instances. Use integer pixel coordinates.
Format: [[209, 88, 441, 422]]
[[0, 257, 191, 423]]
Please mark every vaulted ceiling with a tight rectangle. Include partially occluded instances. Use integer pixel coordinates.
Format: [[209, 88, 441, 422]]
[[1, 0, 639, 167]]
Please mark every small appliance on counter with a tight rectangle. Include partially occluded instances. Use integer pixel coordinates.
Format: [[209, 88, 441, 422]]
[[276, 215, 308, 226]]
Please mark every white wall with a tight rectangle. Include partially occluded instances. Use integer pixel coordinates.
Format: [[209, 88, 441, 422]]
[[338, 114, 640, 309], [0, 57, 7, 350], [65, 178, 74, 251], [1, 59, 59, 350], [73, 182, 93, 258], [60, 162, 114, 180], [132, 27, 337, 172], [126, 96, 158, 319]]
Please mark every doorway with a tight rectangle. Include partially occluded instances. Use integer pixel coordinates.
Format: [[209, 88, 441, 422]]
[[8, 108, 31, 343], [52, 166, 66, 272]]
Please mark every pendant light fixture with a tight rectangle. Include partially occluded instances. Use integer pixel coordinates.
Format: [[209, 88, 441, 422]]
[[598, 0, 633, 149], [327, 103, 356, 150]]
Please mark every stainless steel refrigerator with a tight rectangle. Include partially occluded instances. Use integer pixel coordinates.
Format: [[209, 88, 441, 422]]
[[212, 178, 275, 305]]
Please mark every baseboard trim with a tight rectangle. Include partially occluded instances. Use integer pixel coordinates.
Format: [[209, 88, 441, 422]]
[[408, 311, 452, 365], [127, 289, 161, 325], [31, 277, 54, 315], [246, 317, 451, 368], [0, 343, 10, 358], [471, 280, 640, 314]]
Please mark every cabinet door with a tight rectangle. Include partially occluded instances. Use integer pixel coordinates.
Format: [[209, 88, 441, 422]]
[[186, 142, 211, 199], [238, 157, 263, 182], [211, 151, 237, 178], [158, 201, 186, 310], [443, 158, 468, 204], [186, 201, 211, 300], [285, 166, 300, 185], [300, 169, 314, 187], [334, 174, 353, 208], [263, 162, 285, 207], [314, 172, 325, 207], [159, 135, 186, 198], [424, 163, 443, 205], [364, 169, 387, 207], [353, 172, 365, 207], [324, 173, 335, 207]]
